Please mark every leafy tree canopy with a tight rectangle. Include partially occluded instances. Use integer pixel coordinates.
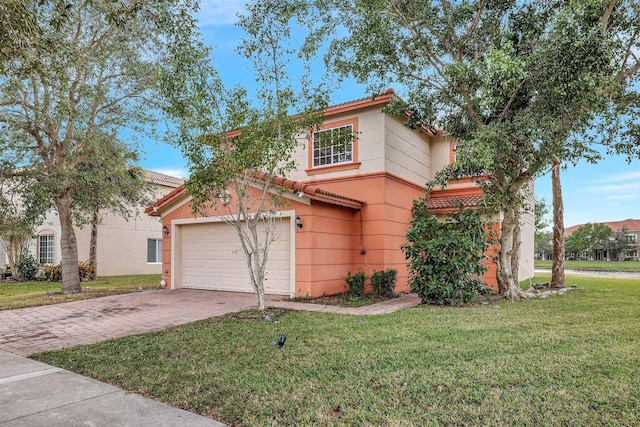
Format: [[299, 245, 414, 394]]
[[269, 0, 640, 298], [0, 0, 205, 292]]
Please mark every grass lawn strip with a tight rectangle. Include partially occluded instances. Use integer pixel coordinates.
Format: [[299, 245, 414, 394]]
[[535, 259, 640, 272], [0, 275, 161, 310], [33, 274, 640, 426]]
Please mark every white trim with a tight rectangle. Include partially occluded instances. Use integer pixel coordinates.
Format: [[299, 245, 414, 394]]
[[160, 195, 193, 219], [170, 210, 296, 297]]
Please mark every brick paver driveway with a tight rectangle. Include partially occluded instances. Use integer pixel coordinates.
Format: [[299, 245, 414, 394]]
[[0, 289, 258, 356]]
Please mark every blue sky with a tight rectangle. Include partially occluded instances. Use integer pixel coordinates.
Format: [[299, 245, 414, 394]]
[[139, 1, 639, 229]]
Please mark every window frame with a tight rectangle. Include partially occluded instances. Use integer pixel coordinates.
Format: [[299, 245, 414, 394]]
[[147, 238, 162, 264], [307, 118, 360, 175], [38, 234, 55, 264]]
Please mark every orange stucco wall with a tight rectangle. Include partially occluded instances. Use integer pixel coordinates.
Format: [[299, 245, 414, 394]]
[[156, 172, 426, 297], [296, 172, 424, 296]]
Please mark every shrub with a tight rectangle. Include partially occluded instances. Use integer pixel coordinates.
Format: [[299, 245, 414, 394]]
[[43, 263, 62, 282], [343, 270, 367, 298], [371, 269, 397, 298], [16, 251, 39, 281], [402, 198, 490, 305], [78, 261, 95, 281]]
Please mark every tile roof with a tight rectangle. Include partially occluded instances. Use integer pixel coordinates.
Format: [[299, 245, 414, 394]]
[[426, 194, 484, 211], [146, 175, 365, 216], [565, 218, 640, 236], [323, 88, 395, 117], [144, 169, 185, 187]]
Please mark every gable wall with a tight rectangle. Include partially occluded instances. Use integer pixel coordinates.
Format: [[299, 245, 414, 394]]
[[383, 115, 432, 186]]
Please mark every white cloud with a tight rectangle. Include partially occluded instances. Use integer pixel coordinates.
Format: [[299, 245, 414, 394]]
[[196, 1, 247, 27], [153, 167, 189, 180], [591, 182, 640, 193], [604, 194, 638, 201], [595, 170, 640, 184]]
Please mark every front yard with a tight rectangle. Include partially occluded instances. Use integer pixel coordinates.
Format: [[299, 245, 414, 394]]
[[0, 275, 161, 310], [33, 274, 640, 426]]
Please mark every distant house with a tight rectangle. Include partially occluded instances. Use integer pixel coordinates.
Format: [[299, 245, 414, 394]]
[[147, 90, 535, 297], [564, 218, 640, 261], [1, 170, 184, 276]]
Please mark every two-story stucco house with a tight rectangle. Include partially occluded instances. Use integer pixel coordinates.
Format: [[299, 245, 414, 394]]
[[18, 170, 184, 277], [147, 90, 534, 297], [565, 218, 640, 261]]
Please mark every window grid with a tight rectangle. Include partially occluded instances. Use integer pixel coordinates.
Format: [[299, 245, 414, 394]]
[[39, 235, 54, 264], [312, 125, 353, 167], [147, 238, 162, 263]]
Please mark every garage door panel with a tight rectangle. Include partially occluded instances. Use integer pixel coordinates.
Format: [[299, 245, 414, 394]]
[[179, 220, 291, 295]]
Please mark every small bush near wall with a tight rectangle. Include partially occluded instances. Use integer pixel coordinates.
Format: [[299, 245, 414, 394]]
[[16, 251, 39, 281], [371, 269, 397, 298], [402, 199, 490, 305], [343, 270, 367, 298], [78, 261, 95, 281], [43, 263, 63, 282]]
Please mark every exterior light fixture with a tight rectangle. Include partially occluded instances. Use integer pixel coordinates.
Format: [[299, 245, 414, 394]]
[[218, 190, 231, 205], [163, 225, 169, 236], [295, 216, 303, 229]]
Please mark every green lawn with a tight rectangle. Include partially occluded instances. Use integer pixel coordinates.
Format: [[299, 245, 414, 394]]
[[0, 275, 161, 310], [535, 259, 640, 272], [33, 274, 640, 426]]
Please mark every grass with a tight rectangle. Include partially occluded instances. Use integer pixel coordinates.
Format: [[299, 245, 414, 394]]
[[33, 274, 640, 426], [535, 259, 640, 272], [0, 275, 161, 310]]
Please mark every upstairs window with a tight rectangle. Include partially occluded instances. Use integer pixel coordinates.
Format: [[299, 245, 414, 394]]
[[312, 124, 354, 167], [627, 234, 637, 243]]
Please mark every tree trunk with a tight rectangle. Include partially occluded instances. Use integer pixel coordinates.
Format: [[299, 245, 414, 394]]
[[88, 207, 99, 280], [5, 236, 21, 279], [55, 193, 81, 293], [237, 220, 268, 312], [510, 211, 521, 287], [497, 204, 526, 300], [551, 157, 565, 288], [246, 250, 267, 312]]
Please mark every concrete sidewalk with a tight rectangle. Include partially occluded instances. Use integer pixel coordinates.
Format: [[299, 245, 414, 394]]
[[0, 350, 226, 426]]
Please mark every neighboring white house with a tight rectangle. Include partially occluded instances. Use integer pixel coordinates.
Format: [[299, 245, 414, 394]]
[[2, 170, 183, 277]]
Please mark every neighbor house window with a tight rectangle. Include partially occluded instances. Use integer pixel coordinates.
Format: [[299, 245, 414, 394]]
[[38, 234, 54, 264], [147, 238, 162, 263], [312, 124, 354, 167], [626, 234, 637, 243]]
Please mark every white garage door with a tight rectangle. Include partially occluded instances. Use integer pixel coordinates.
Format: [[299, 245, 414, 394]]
[[179, 219, 291, 295]]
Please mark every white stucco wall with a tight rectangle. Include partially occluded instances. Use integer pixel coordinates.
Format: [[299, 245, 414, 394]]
[[383, 115, 432, 186], [288, 107, 433, 186]]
